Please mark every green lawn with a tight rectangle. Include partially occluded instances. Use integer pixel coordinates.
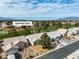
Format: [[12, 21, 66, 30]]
[[0, 24, 76, 40]]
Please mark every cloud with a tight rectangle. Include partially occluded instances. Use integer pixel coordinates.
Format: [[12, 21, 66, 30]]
[[0, 0, 79, 20]]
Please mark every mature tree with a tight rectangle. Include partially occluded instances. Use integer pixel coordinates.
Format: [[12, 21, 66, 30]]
[[63, 23, 71, 29], [74, 22, 79, 27], [0, 34, 8, 39], [39, 33, 51, 49]]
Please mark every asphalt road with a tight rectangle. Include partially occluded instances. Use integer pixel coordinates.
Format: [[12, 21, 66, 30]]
[[37, 41, 79, 59]]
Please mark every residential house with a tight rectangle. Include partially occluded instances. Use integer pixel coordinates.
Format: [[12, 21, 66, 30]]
[[67, 28, 79, 37], [47, 31, 63, 41], [13, 40, 28, 51], [57, 29, 68, 36], [26, 31, 63, 47], [26, 33, 43, 46], [3, 36, 28, 53], [47, 31, 63, 48], [3, 43, 18, 55]]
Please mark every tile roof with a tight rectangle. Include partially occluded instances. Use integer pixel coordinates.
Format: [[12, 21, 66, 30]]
[[3, 36, 27, 50]]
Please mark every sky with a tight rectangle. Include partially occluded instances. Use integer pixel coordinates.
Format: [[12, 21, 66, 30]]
[[0, 0, 79, 20]]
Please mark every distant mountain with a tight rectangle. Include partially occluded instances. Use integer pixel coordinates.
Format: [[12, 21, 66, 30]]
[[57, 17, 79, 21], [0, 17, 22, 21], [0, 16, 79, 21], [0, 17, 14, 20]]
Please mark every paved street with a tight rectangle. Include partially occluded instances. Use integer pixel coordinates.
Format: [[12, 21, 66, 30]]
[[37, 41, 79, 59]]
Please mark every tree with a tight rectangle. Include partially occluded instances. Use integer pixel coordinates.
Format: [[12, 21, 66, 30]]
[[17, 30, 31, 36], [24, 30, 31, 35], [39, 33, 51, 49], [63, 23, 71, 29], [74, 22, 79, 27]]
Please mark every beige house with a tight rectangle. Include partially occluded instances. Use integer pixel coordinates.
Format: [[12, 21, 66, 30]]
[[57, 29, 68, 36], [3, 36, 28, 53]]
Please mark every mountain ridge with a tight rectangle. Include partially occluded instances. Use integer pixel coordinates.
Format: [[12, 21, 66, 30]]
[[0, 16, 79, 21], [56, 16, 79, 21]]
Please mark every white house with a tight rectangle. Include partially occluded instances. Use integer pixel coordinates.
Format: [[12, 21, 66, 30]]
[[3, 36, 28, 52], [47, 31, 63, 41], [46, 31, 64, 49], [67, 28, 79, 37], [26, 33, 43, 46]]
